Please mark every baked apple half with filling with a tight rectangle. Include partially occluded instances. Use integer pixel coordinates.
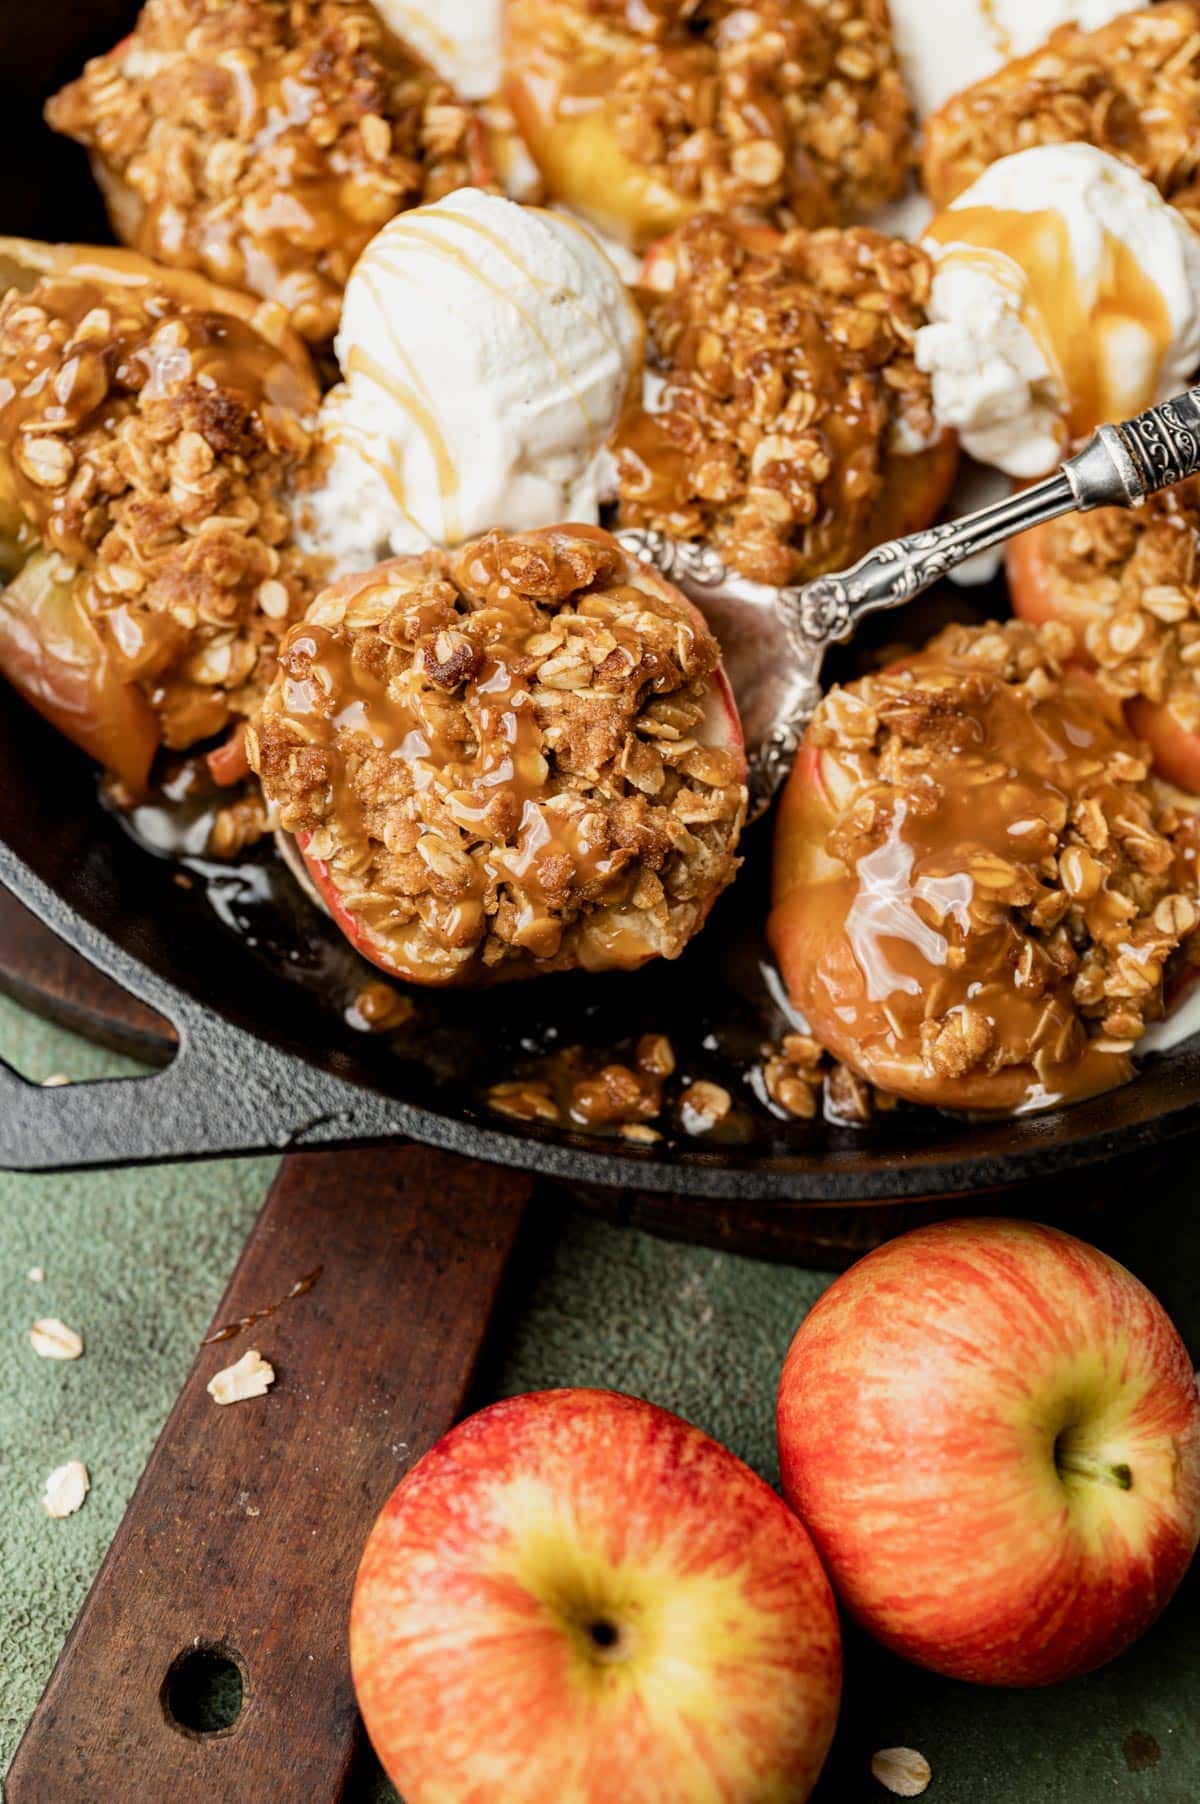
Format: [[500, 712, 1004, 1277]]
[[45, 0, 493, 347], [0, 240, 323, 795], [769, 620, 1200, 1113], [1009, 484, 1200, 794], [921, 3, 1200, 222], [249, 525, 747, 985], [504, 0, 913, 252], [613, 216, 958, 588]]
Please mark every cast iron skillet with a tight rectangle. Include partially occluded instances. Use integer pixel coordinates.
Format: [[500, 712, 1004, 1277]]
[[3, 0, 1200, 1196]]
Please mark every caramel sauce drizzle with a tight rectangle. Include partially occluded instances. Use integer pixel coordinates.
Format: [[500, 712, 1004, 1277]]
[[282, 553, 657, 963], [202, 1265, 323, 1346], [812, 665, 1141, 1109]]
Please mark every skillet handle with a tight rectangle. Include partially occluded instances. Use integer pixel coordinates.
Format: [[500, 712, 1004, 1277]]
[[0, 852, 438, 1171]]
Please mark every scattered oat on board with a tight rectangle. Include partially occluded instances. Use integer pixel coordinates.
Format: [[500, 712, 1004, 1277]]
[[41, 1073, 71, 1087], [871, 1747, 933, 1797], [207, 1348, 276, 1406], [29, 1318, 84, 1361], [43, 1460, 90, 1518]]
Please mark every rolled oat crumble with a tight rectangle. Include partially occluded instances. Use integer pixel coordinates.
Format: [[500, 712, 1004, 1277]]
[[771, 619, 1200, 1110], [922, 2, 1200, 226], [251, 528, 746, 984], [505, 0, 914, 247], [47, 0, 490, 345], [0, 253, 323, 769], [1014, 484, 1200, 734], [614, 216, 952, 587]]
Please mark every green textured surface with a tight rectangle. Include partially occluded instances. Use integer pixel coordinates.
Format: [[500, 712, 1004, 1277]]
[[2, 989, 1198, 1802]]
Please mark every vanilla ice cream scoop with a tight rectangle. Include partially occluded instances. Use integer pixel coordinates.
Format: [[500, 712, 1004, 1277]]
[[373, 0, 501, 99], [299, 189, 643, 571], [890, 0, 1135, 119], [915, 144, 1200, 478]]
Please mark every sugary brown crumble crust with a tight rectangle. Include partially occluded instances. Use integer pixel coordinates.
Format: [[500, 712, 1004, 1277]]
[[922, 1, 1200, 225], [811, 620, 1200, 1082], [523, 0, 913, 225], [46, 0, 488, 345], [0, 272, 323, 751], [1028, 481, 1200, 730], [250, 529, 746, 983], [614, 216, 939, 587]]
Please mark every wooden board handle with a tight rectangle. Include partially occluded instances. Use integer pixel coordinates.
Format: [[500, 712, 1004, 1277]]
[[6, 1144, 532, 1803]]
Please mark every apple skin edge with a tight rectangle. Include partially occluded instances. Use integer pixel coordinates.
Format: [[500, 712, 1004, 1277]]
[[0, 550, 159, 796], [351, 1389, 842, 1804], [290, 526, 747, 988], [777, 1219, 1200, 1688], [1009, 523, 1200, 793]]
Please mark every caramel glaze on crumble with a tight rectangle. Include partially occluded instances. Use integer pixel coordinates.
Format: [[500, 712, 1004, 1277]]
[[0, 268, 323, 752], [613, 216, 946, 588], [773, 621, 1200, 1111], [249, 528, 747, 986], [1019, 483, 1200, 736], [505, 0, 914, 241], [46, 0, 490, 346], [922, 1, 1200, 225]]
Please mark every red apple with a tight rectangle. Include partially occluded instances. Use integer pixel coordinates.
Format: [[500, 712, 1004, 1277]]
[[777, 1219, 1200, 1687], [352, 1389, 842, 1803]]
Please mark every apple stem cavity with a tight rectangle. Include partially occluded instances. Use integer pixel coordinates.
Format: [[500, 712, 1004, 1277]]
[[1054, 1431, 1134, 1492]]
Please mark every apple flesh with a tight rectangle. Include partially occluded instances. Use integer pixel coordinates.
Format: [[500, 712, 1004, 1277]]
[[777, 1218, 1200, 1687], [352, 1388, 842, 1804], [1009, 522, 1200, 792]]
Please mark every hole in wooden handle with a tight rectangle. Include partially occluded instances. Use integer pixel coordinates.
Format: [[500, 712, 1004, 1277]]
[[160, 1643, 245, 1740]]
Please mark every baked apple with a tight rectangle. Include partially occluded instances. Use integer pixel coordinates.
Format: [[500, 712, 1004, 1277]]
[[0, 238, 323, 793], [504, 0, 913, 251], [922, 2, 1200, 220], [769, 620, 1200, 1112], [1009, 485, 1200, 793], [249, 525, 746, 985], [614, 216, 958, 589], [45, 0, 493, 346]]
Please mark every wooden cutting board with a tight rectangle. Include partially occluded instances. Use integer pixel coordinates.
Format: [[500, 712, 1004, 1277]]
[[0, 888, 534, 1799]]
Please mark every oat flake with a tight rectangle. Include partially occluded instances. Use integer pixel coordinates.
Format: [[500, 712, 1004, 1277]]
[[871, 1747, 932, 1797], [43, 1460, 89, 1518], [30, 1318, 84, 1360], [207, 1348, 275, 1406]]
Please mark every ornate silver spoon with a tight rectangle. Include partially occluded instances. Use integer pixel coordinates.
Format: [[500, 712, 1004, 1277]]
[[616, 389, 1200, 818]]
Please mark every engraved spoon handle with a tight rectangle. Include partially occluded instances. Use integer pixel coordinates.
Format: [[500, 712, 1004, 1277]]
[[618, 387, 1200, 817]]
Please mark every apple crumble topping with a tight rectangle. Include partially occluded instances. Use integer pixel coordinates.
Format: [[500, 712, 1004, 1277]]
[[614, 216, 948, 587], [0, 264, 323, 756], [778, 620, 1200, 1107], [250, 528, 746, 985], [922, 2, 1200, 225], [46, 0, 490, 346], [505, 0, 913, 245], [1018, 484, 1200, 734]]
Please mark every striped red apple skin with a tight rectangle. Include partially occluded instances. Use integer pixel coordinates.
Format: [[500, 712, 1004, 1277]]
[[352, 1388, 842, 1803], [777, 1219, 1200, 1686]]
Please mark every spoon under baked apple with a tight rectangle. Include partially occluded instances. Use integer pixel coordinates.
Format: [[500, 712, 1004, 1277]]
[[617, 387, 1200, 818]]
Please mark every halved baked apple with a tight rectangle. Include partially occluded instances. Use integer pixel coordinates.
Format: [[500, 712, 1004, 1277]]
[[614, 216, 958, 587], [769, 620, 1199, 1113], [45, 0, 493, 346], [1009, 485, 1200, 794], [0, 238, 323, 793], [922, 2, 1200, 222], [504, 0, 913, 251], [249, 525, 747, 986]]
